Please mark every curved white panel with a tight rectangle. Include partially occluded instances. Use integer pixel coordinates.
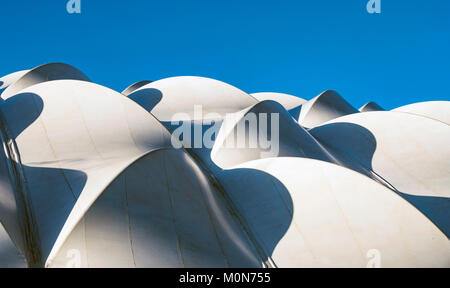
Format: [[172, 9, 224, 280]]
[[298, 90, 359, 128], [0, 70, 30, 91], [251, 92, 305, 120], [128, 76, 257, 121], [251, 92, 306, 110], [393, 101, 450, 124], [47, 150, 262, 268], [359, 101, 385, 112], [122, 80, 152, 96], [212, 100, 332, 169], [2, 63, 90, 100], [0, 80, 172, 266], [310, 111, 450, 235], [220, 157, 449, 267]]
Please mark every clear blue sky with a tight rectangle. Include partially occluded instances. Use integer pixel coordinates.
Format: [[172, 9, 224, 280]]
[[1, 0, 449, 109]]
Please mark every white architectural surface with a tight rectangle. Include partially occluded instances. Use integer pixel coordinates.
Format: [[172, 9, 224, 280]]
[[392, 101, 450, 124], [359, 101, 385, 112], [0, 63, 448, 268]]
